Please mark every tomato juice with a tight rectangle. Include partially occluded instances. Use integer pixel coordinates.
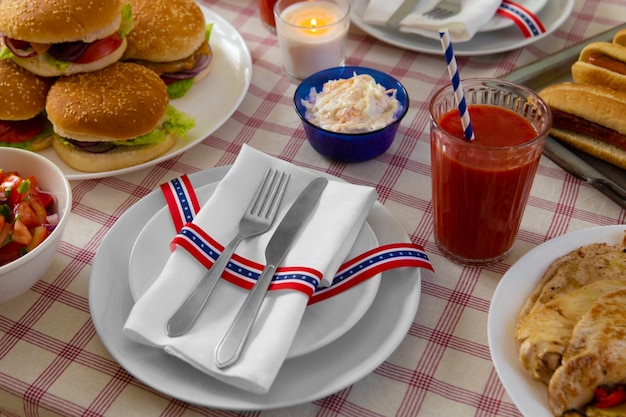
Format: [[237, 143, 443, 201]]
[[431, 104, 545, 264], [259, 0, 278, 29]]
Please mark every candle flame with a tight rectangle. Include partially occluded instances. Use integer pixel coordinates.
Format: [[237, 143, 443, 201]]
[[310, 17, 318, 32]]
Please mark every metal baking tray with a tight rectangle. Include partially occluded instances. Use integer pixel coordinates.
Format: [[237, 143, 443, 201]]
[[502, 23, 626, 209]]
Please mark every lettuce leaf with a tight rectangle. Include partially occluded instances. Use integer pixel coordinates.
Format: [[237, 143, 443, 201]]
[[119, 3, 134, 38], [112, 106, 196, 146], [167, 79, 194, 99]]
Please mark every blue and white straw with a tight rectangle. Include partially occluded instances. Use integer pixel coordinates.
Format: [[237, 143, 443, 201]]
[[439, 29, 474, 141]]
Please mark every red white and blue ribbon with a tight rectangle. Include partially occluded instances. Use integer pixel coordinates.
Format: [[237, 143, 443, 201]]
[[161, 175, 433, 305], [497, 0, 546, 38], [160, 175, 202, 232]]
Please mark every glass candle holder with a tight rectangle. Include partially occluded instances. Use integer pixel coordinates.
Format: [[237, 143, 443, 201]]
[[274, 0, 350, 82]]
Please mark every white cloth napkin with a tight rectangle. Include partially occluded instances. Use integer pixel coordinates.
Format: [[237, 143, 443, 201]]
[[123, 144, 377, 394], [362, 0, 501, 42]]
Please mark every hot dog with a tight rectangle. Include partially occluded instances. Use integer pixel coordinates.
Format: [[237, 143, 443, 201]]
[[571, 42, 626, 92], [539, 82, 626, 170]]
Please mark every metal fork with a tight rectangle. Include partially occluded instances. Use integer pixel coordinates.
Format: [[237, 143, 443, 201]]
[[166, 168, 290, 337], [386, 0, 461, 27], [421, 0, 461, 19]]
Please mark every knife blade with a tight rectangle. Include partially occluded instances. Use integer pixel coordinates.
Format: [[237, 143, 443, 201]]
[[214, 176, 328, 369], [386, 0, 421, 27], [543, 137, 626, 209]]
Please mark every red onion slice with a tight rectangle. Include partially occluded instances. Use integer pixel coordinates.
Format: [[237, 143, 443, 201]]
[[3, 36, 37, 58]]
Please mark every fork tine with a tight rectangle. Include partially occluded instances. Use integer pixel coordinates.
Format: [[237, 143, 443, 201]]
[[248, 168, 276, 217], [425, 8, 453, 18], [264, 172, 289, 220]]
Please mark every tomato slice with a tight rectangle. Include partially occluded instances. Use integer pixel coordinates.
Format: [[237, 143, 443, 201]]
[[72, 33, 123, 64], [0, 115, 46, 144]]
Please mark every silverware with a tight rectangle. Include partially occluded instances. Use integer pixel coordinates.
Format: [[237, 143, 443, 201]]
[[166, 168, 290, 337], [420, 0, 461, 19], [386, 0, 421, 27], [387, 0, 461, 28], [214, 176, 328, 369], [543, 137, 626, 209]]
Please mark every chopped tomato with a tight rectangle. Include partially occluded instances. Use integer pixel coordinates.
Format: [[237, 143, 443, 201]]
[[594, 385, 626, 408], [11, 219, 32, 245], [0, 170, 57, 265], [2, 173, 25, 207], [0, 222, 10, 246], [72, 33, 123, 64], [0, 241, 23, 265], [26, 226, 48, 252]]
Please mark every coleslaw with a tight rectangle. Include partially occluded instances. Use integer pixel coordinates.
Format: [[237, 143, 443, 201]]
[[301, 73, 401, 133]]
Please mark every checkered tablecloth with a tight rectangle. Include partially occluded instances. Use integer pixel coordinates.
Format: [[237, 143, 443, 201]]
[[1, 0, 625, 416]]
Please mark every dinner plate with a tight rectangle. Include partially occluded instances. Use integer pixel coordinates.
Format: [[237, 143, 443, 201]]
[[38, 6, 252, 181], [127, 181, 382, 359], [89, 166, 423, 410], [488, 225, 626, 417], [350, 0, 573, 56], [480, 0, 548, 32]]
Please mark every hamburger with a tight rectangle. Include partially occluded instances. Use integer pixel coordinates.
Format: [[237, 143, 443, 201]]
[[45, 62, 196, 173], [0, 0, 133, 77], [122, 0, 213, 99], [571, 42, 626, 92], [539, 82, 626, 170], [0, 59, 53, 150]]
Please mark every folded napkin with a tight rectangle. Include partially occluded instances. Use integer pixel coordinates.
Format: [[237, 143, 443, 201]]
[[123, 145, 377, 394], [362, 0, 501, 42]]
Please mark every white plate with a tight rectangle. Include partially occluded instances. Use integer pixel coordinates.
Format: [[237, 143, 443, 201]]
[[89, 166, 423, 410], [127, 181, 382, 359], [488, 225, 626, 417], [350, 0, 573, 56], [480, 0, 548, 32], [38, 6, 252, 181]]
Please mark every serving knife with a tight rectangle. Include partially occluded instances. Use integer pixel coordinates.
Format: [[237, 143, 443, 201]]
[[386, 0, 421, 27], [214, 176, 328, 369], [543, 137, 626, 209]]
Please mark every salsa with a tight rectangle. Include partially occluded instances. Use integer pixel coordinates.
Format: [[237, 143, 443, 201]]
[[0, 170, 57, 266], [432, 104, 541, 262]]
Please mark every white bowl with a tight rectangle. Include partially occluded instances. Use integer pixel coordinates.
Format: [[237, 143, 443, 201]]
[[0, 148, 71, 305]]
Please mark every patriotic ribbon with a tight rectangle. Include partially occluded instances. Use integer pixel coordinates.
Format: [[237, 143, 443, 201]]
[[496, 0, 546, 38], [162, 175, 433, 305], [160, 175, 202, 232]]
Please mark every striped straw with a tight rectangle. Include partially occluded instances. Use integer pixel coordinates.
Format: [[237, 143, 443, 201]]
[[439, 29, 474, 141]]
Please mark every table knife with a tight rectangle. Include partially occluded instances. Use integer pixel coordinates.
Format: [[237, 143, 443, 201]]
[[214, 176, 328, 369], [543, 137, 626, 209], [386, 0, 421, 27]]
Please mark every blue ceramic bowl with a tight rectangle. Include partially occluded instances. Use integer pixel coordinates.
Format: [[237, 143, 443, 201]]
[[294, 66, 409, 163]]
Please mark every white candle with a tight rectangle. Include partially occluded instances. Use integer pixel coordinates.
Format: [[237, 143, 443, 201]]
[[275, 0, 350, 81]]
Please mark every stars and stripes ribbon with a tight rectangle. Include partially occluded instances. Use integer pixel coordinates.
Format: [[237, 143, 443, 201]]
[[161, 175, 434, 304], [160, 175, 202, 232], [497, 0, 546, 38]]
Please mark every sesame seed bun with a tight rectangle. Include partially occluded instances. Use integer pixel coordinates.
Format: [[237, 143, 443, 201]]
[[0, 60, 52, 121], [123, 0, 206, 62], [0, 0, 123, 44], [45, 62, 169, 142]]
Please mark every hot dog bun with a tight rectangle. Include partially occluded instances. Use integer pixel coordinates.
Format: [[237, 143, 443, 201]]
[[614, 28, 626, 46], [571, 42, 626, 92], [539, 82, 626, 170]]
